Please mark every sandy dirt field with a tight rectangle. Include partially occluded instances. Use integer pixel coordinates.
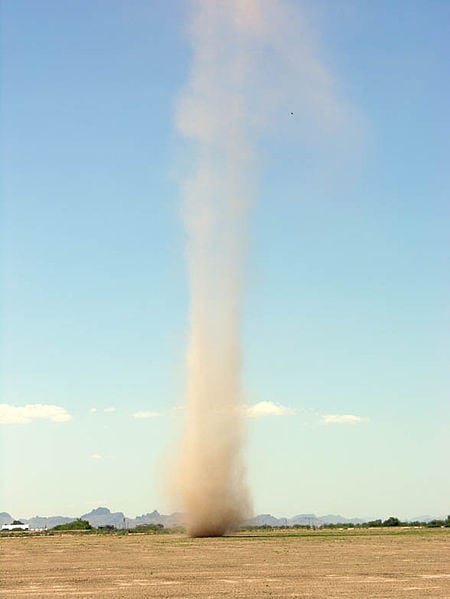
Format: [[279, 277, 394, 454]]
[[1, 528, 449, 598]]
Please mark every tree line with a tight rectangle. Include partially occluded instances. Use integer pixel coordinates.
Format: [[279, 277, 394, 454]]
[[243, 515, 450, 531]]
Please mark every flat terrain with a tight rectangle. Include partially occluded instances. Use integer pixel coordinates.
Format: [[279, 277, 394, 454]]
[[1, 528, 449, 598]]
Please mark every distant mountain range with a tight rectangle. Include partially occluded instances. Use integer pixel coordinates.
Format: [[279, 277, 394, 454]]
[[1, 508, 439, 530], [0, 508, 185, 530]]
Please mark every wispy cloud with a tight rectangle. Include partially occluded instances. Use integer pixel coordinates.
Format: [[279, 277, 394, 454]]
[[90, 453, 103, 460], [244, 401, 296, 418], [89, 406, 116, 415], [133, 411, 162, 419], [0, 403, 73, 424], [321, 414, 368, 425]]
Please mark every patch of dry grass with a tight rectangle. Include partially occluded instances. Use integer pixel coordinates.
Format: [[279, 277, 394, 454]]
[[1, 528, 449, 598]]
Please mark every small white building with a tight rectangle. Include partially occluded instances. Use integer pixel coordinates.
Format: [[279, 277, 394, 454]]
[[2, 521, 29, 531]]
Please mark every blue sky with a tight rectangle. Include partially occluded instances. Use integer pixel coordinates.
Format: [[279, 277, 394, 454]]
[[1, 0, 449, 520]]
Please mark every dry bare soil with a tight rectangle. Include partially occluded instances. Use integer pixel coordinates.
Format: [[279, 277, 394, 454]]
[[1, 528, 449, 598]]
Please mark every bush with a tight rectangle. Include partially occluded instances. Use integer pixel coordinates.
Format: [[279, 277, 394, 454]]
[[128, 524, 167, 534], [382, 517, 401, 527], [52, 519, 92, 531]]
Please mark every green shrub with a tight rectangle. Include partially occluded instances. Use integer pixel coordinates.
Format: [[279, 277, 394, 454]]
[[52, 519, 92, 531]]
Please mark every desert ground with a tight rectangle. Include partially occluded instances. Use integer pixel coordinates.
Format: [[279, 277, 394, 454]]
[[1, 528, 449, 598]]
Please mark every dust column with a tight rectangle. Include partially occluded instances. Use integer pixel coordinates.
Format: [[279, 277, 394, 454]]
[[174, 1, 262, 537], [173, 0, 355, 536]]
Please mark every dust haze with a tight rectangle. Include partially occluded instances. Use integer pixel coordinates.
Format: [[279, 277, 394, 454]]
[[172, 0, 355, 537]]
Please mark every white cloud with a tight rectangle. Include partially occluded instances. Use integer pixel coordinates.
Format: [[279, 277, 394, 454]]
[[0, 403, 73, 424], [90, 408, 98, 413], [244, 401, 296, 418], [90, 453, 103, 460], [133, 411, 162, 419], [103, 407, 116, 413], [321, 414, 368, 425]]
